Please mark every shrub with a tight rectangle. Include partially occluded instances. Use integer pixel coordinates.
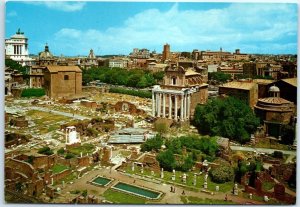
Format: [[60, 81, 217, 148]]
[[209, 165, 234, 183], [65, 153, 76, 159], [57, 147, 65, 155], [38, 146, 54, 155]]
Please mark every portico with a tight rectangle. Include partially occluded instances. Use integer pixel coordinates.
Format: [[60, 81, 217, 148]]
[[152, 86, 192, 122]]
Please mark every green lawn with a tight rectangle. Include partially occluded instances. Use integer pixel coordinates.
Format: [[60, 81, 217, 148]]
[[103, 189, 146, 204], [181, 196, 236, 204], [51, 164, 68, 174], [68, 143, 95, 155], [124, 165, 235, 193]]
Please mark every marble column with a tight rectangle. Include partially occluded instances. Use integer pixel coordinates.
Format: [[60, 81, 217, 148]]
[[168, 94, 172, 119], [180, 95, 184, 121], [187, 94, 191, 119], [156, 93, 159, 116], [152, 92, 155, 116], [184, 94, 187, 119], [174, 95, 178, 121], [157, 93, 161, 117], [163, 93, 166, 118]]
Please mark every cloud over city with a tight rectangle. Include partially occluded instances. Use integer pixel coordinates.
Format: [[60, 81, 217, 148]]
[[51, 3, 297, 55], [24, 1, 86, 12]]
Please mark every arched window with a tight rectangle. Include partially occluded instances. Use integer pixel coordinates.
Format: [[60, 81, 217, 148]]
[[64, 75, 69, 80], [171, 76, 177, 85]]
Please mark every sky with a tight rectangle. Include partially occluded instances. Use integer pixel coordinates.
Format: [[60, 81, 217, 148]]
[[5, 1, 298, 56]]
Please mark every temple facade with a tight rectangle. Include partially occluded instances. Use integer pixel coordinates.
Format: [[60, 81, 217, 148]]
[[152, 63, 208, 122]]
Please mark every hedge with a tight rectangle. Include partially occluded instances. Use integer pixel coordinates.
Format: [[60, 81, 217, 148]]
[[109, 87, 152, 98], [21, 88, 46, 97]]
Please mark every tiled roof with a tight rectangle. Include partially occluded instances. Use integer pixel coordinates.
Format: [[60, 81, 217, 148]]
[[46, 65, 82, 73], [258, 97, 291, 105], [220, 81, 255, 90]]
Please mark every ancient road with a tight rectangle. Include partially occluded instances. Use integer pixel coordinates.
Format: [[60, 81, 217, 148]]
[[230, 146, 296, 155]]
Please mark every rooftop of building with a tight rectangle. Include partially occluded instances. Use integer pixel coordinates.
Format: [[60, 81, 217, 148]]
[[185, 68, 200, 76], [46, 65, 82, 73], [220, 81, 255, 90], [253, 79, 275, 85], [280, 78, 297, 87]]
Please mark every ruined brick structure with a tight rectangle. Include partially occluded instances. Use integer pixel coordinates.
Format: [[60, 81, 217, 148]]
[[114, 101, 145, 115]]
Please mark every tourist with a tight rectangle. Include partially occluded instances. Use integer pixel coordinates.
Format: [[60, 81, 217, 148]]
[[225, 194, 228, 201], [170, 186, 173, 192], [182, 190, 185, 195]]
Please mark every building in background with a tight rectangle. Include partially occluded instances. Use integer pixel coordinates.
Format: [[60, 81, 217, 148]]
[[44, 65, 82, 99], [152, 63, 208, 122], [5, 28, 34, 66]]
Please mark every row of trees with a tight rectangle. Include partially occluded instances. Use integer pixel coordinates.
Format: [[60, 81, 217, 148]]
[[109, 87, 152, 99], [193, 97, 260, 144], [82, 67, 164, 88]]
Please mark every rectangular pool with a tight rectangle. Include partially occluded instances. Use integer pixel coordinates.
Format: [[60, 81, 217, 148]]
[[91, 176, 112, 187], [112, 182, 162, 199]]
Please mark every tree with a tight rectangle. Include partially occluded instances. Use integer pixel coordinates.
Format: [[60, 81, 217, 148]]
[[208, 72, 231, 83], [180, 155, 195, 172], [156, 149, 176, 171], [193, 97, 260, 144], [209, 165, 234, 183], [141, 134, 163, 152]]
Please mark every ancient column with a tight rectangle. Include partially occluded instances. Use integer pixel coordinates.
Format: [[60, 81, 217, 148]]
[[184, 94, 187, 119], [157, 93, 161, 117], [180, 95, 184, 121], [163, 93, 166, 118], [187, 94, 191, 119], [156, 93, 159, 116], [174, 95, 178, 121], [168, 94, 172, 119], [161, 168, 164, 179], [152, 92, 155, 116]]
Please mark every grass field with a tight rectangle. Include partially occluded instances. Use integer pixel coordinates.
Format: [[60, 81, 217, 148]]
[[181, 196, 236, 204], [103, 189, 146, 204]]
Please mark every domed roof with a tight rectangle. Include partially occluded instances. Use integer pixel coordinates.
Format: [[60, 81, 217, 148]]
[[269, 85, 280, 93], [39, 44, 54, 59]]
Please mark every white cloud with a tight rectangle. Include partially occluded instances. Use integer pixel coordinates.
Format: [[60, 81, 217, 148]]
[[52, 3, 297, 55], [7, 11, 17, 17], [24, 1, 86, 12]]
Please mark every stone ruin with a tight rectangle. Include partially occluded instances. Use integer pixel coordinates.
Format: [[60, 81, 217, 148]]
[[65, 126, 81, 147], [9, 115, 28, 128], [114, 101, 145, 115], [61, 118, 115, 137], [5, 132, 30, 148], [242, 170, 296, 204]]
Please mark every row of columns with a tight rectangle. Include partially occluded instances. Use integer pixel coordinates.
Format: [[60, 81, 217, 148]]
[[152, 92, 191, 121], [14, 45, 23, 55]]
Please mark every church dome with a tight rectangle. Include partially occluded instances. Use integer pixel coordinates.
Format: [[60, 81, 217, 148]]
[[39, 44, 54, 59], [269, 85, 280, 93]]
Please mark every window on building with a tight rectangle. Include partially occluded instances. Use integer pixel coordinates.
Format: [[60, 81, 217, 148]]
[[64, 75, 69, 80], [171, 77, 177, 85]]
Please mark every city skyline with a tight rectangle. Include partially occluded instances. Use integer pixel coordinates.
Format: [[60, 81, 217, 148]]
[[6, 1, 298, 56]]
